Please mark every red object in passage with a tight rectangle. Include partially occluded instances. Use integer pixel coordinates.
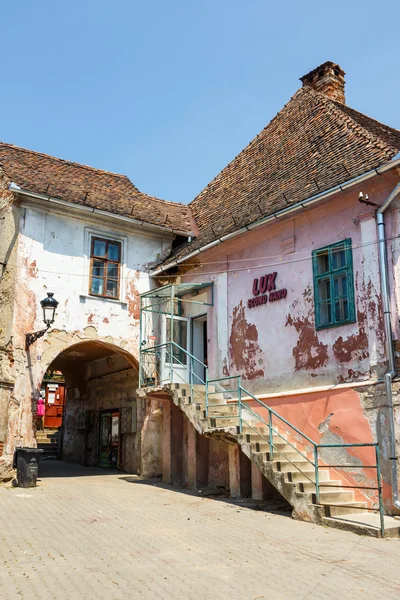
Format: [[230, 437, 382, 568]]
[[44, 384, 65, 428]]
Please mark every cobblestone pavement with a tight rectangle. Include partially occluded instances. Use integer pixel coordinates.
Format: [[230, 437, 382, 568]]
[[1, 461, 400, 600]]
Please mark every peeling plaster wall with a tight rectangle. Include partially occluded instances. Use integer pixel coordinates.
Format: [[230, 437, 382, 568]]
[[174, 173, 400, 510], [182, 173, 400, 395], [0, 174, 20, 459], [3, 198, 172, 465], [244, 381, 400, 508]]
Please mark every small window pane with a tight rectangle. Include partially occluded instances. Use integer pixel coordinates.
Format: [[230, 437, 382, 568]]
[[93, 239, 107, 257], [334, 274, 347, 298], [108, 243, 120, 261], [91, 277, 104, 295], [166, 318, 188, 364], [317, 250, 329, 274], [92, 260, 105, 277], [335, 298, 349, 321], [319, 301, 332, 326], [107, 263, 118, 278], [318, 278, 331, 300], [106, 279, 118, 297], [332, 245, 346, 270]]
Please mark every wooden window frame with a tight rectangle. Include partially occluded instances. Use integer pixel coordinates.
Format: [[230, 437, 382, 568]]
[[312, 238, 356, 330], [89, 237, 121, 300]]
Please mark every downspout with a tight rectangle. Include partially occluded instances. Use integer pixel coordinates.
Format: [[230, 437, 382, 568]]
[[376, 182, 400, 511]]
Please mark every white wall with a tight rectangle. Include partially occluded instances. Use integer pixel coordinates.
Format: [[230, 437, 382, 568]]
[[15, 201, 172, 350]]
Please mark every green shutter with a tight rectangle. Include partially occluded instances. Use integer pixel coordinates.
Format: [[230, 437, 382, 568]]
[[312, 238, 356, 330]]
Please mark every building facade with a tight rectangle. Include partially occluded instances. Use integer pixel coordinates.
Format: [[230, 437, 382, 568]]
[[2, 61, 400, 533], [139, 63, 400, 528], [0, 144, 194, 476]]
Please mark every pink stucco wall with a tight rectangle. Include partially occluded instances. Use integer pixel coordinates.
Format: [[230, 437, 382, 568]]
[[183, 171, 400, 396]]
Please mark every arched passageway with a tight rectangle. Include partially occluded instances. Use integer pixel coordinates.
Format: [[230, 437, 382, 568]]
[[38, 341, 149, 472]]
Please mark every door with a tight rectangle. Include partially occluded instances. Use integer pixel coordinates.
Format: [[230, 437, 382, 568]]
[[191, 315, 208, 384], [161, 315, 190, 384], [99, 410, 120, 468], [44, 384, 65, 428]]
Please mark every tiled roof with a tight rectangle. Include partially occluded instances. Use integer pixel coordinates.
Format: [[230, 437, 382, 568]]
[[160, 86, 400, 268], [0, 142, 194, 234]]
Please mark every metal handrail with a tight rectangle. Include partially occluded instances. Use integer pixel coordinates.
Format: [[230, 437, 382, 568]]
[[141, 341, 208, 369], [139, 341, 385, 536]]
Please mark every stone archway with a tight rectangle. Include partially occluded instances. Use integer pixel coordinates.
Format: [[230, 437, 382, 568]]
[[3, 331, 162, 479], [38, 339, 162, 476], [42, 340, 138, 470]]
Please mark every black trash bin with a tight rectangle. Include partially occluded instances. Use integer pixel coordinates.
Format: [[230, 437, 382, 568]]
[[13, 448, 43, 488]]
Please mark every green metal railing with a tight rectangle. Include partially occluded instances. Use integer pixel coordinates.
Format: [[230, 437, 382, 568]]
[[140, 341, 385, 537]]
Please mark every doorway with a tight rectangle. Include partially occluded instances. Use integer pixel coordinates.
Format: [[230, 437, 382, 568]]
[[44, 382, 65, 428], [191, 314, 208, 384], [162, 315, 190, 384], [99, 409, 120, 468]]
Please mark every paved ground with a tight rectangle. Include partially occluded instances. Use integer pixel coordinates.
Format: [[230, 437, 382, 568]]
[[1, 461, 400, 600]]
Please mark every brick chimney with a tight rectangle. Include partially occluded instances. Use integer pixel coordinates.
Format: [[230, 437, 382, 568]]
[[300, 61, 346, 104]]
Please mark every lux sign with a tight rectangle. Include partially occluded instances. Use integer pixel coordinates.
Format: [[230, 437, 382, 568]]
[[247, 272, 288, 309]]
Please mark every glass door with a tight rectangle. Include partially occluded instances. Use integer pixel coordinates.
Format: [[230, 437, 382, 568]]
[[161, 315, 189, 384]]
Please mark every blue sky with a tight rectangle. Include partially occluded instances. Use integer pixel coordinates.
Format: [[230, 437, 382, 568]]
[[2, 1, 399, 204]]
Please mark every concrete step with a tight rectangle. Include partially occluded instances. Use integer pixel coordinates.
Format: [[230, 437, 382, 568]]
[[179, 394, 227, 406], [207, 394, 227, 404], [208, 417, 239, 427], [243, 432, 289, 444], [317, 490, 355, 503], [207, 405, 238, 416], [297, 479, 343, 493], [170, 383, 213, 393], [288, 469, 331, 482], [274, 459, 313, 473], [322, 513, 400, 538], [321, 502, 369, 517], [276, 450, 307, 462]]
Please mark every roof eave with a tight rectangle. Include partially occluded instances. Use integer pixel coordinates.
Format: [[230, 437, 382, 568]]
[[150, 154, 400, 277], [8, 184, 194, 238]]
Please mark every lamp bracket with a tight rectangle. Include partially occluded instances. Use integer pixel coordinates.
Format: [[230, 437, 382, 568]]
[[25, 327, 49, 350]]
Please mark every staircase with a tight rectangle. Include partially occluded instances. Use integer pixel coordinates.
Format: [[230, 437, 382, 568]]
[[35, 429, 60, 459], [141, 380, 400, 538]]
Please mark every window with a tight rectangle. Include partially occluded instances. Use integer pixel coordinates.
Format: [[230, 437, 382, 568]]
[[312, 239, 355, 329], [89, 237, 121, 299]]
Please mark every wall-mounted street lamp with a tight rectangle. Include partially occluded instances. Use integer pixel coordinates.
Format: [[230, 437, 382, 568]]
[[26, 292, 59, 349]]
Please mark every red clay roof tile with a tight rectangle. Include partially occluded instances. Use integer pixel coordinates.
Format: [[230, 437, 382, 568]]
[[160, 86, 400, 268], [0, 142, 194, 234]]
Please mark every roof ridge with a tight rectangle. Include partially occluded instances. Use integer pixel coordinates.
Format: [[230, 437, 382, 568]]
[[139, 191, 189, 209], [0, 141, 135, 182], [306, 89, 397, 158], [0, 141, 191, 207], [190, 88, 305, 210]]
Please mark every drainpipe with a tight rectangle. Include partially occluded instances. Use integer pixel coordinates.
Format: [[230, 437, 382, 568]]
[[377, 182, 400, 511]]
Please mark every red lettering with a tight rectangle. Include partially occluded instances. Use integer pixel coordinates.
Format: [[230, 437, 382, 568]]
[[281, 288, 287, 298], [267, 272, 277, 292], [259, 275, 267, 294], [252, 278, 260, 296]]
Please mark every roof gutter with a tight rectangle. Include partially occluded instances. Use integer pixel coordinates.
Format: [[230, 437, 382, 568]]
[[8, 184, 194, 239], [150, 154, 400, 276], [376, 182, 400, 512]]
